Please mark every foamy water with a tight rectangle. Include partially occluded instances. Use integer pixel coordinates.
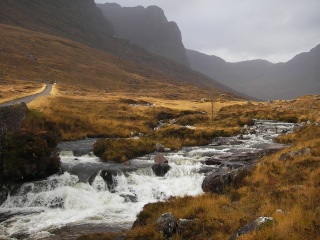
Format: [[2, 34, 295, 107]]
[[0, 120, 296, 239]]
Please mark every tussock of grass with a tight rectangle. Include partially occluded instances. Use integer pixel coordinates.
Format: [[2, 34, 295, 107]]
[[94, 138, 155, 163]]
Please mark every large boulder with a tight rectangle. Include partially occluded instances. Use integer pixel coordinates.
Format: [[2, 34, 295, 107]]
[[152, 153, 170, 177], [202, 168, 249, 194], [100, 169, 116, 190], [202, 170, 234, 194], [156, 212, 177, 239], [230, 217, 274, 240], [154, 153, 168, 164], [0, 103, 27, 138], [152, 164, 171, 177], [0, 104, 61, 185]]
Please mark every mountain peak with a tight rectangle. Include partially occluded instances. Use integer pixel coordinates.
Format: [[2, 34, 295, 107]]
[[98, 4, 190, 67], [145, 5, 168, 24]]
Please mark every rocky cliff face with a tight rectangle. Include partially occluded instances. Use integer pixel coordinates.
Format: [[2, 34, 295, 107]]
[[98, 3, 190, 67]]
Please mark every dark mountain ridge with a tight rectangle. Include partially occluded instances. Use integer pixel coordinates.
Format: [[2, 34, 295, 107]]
[[98, 3, 190, 67], [0, 0, 243, 99], [187, 45, 320, 100], [0, 0, 115, 49]]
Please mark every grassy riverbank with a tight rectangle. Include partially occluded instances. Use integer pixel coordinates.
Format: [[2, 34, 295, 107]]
[[29, 86, 319, 163], [78, 115, 320, 240], [5, 81, 320, 239]]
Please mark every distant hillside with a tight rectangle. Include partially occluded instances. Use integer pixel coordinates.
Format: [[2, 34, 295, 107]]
[[0, 0, 242, 99], [98, 3, 190, 67], [187, 45, 320, 100], [0, 0, 115, 50]]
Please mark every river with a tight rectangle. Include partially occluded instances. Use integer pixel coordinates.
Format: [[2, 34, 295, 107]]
[[0, 120, 296, 239]]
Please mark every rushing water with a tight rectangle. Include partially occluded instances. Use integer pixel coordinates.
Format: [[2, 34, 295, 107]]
[[0, 120, 296, 239]]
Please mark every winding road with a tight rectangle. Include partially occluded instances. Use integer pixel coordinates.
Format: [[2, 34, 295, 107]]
[[0, 83, 53, 107]]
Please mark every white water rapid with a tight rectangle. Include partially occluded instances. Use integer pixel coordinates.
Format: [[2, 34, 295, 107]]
[[0, 120, 296, 239]]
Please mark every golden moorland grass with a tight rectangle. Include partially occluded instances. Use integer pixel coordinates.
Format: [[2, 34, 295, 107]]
[[0, 23, 236, 101], [27, 83, 242, 162], [27, 83, 320, 163], [27, 83, 243, 140], [0, 79, 45, 103], [78, 120, 320, 240]]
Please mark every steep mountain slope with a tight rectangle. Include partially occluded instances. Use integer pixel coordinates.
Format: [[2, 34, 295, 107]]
[[0, 23, 206, 99], [187, 45, 320, 100], [0, 0, 239, 98], [98, 3, 190, 67], [0, 0, 115, 50]]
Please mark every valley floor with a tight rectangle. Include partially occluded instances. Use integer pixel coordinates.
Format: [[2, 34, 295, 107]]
[[1, 81, 319, 240]]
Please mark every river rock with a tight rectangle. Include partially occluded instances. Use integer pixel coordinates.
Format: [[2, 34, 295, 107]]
[[229, 217, 274, 240], [100, 169, 118, 190], [177, 219, 196, 234], [212, 137, 243, 146], [203, 158, 222, 166], [152, 153, 171, 176], [156, 212, 177, 239], [156, 143, 165, 152], [154, 153, 168, 164], [88, 169, 118, 191], [152, 164, 171, 177], [120, 193, 138, 202], [202, 168, 249, 194], [279, 147, 311, 161], [202, 170, 234, 194]]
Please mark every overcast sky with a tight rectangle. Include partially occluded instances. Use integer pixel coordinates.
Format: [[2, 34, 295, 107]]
[[94, 0, 320, 63]]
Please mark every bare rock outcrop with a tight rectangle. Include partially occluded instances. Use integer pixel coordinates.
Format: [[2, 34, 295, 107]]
[[230, 217, 274, 240], [0, 103, 27, 138], [98, 3, 190, 67]]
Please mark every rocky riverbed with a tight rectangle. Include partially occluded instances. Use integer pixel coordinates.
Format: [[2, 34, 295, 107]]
[[0, 120, 296, 239]]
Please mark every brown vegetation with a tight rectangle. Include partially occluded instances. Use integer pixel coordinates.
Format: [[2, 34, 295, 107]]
[[0, 23, 237, 100], [1, 12, 319, 239], [1, 109, 60, 182], [78, 120, 320, 240], [0, 80, 44, 103]]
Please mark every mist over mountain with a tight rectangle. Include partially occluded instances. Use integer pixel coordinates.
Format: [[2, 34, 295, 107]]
[[187, 45, 320, 100], [97, 3, 190, 67]]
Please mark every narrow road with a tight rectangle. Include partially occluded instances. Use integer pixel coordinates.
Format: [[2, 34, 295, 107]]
[[0, 83, 53, 107]]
